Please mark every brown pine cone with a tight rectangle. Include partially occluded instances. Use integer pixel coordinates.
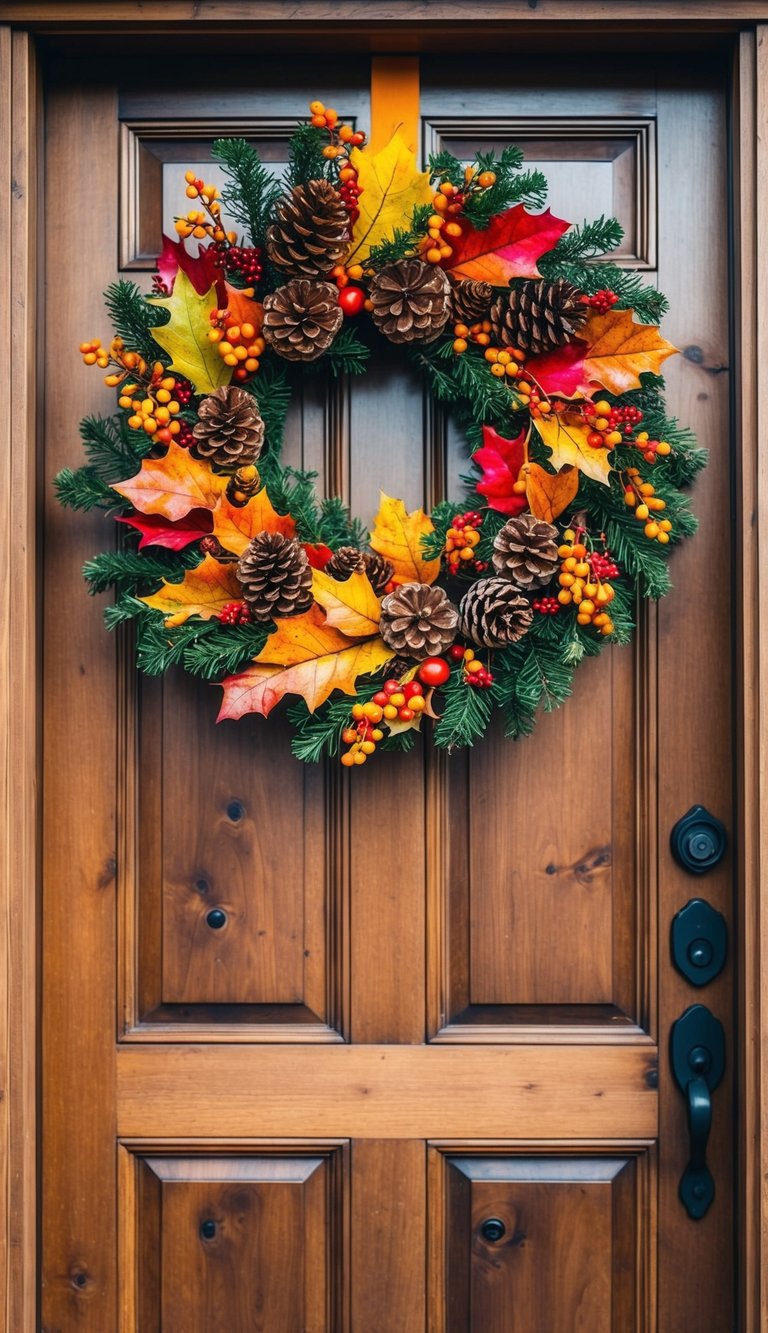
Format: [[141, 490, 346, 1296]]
[[191, 386, 264, 469], [379, 582, 458, 657], [325, 546, 366, 580], [451, 278, 493, 325], [492, 514, 559, 589], [489, 279, 586, 354], [369, 259, 452, 344], [266, 179, 350, 279], [237, 531, 313, 622], [362, 551, 394, 595], [458, 577, 533, 648], [262, 279, 343, 362]]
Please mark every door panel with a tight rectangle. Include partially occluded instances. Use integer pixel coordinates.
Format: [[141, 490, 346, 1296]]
[[42, 50, 735, 1332]]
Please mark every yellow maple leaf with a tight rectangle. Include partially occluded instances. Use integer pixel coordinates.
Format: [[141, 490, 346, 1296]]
[[523, 462, 580, 522], [533, 415, 613, 487], [346, 132, 433, 267], [311, 568, 381, 637], [139, 554, 243, 626], [112, 437, 227, 519], [577, 307, 678, 395], [217, 605, 394, 719], [211, 488, 296, 556], [369, 493, 441, 585], [148, 272, 232, 395]]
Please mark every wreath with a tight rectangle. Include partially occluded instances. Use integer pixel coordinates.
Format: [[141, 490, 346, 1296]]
[[57, 99, 704, 766]]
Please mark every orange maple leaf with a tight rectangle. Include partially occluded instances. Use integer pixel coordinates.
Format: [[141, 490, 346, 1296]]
[[577, 307, 678, 395], [217, 605, 394, 719], [369, 493, 440, 586], [139, 554, 243, 626], [224, 284, 264, 333], [112, 438, 226, 520], [523, 462, 580, 523], [211, 488, 296, 556]]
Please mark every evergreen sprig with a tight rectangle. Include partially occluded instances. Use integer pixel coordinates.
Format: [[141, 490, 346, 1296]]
[[433, 670, 494, 749], [83, 546, 200, 595], [463, 149, 548, 226], [104, 281, 167, 362], [365, 205, 432, 269], [212, 137, 283, 249], [286, 123, 332, 189]]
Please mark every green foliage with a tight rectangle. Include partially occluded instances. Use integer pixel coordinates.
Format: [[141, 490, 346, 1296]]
[[183, 621, 269, 678], [463, 148, 548, 227], [104, 281, 168, 362], [324, 327, 371, 376], [212, 137, 283, 250], [285, 123, 332, 188], [433, 670, 494, 749], [83, 545, 199, 595], [287, 680, 380, 763], [54, 466, 122, 513], [539, 221, 667, 325]]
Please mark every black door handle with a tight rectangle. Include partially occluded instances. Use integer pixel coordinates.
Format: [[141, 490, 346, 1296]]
[[670, 1005, 725, 1219]]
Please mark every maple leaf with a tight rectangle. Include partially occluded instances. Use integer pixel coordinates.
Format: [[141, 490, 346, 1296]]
[[139, 554, 243, 626], [116, 508, 213, 550], [112, 438, 227, 520], [576, 307, 678, 395], [312, 568, 381, 637], [523, 462, 579, 522], [303, 543, 333, 570], [445, 205, 571, 284], [217, 605, 394, 719], [524, 342, 597, 400], [473, 424, 528, 516], [369, 493, 441, 586], [532, 413, 612, 487], [346, 132, 433, 266], [224, 284, 264, 333], [211, 489, 296, 557], [148, 272, 232, 395], [155, 236, 222, 297]]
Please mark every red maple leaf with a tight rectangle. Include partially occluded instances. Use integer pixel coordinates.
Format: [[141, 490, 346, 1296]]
[[445, 205, 571, 284], [155, 235, 223, 299], [524, 342, 597, 400], [473, 424, 528, 515], [302, 542, 334, 570], [116, 508, 213, 550]]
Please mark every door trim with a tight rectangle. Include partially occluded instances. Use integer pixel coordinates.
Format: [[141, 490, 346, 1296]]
[[3, 7, 767, 1329]]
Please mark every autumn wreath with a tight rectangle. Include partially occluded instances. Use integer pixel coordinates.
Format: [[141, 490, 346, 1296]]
[[57, 100, 704, 766]]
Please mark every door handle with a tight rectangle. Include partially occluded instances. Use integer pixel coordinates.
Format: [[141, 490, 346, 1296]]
[[670, 1004, 725, 1219]]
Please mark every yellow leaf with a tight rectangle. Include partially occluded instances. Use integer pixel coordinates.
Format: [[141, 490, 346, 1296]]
[[577, 307, 678, 395], [369, 492, 441, 586], [311, 568, 381, 637], [148, 272, 232, 395], [211, 488, 296, 556], [217, 605, 394, 718], [346, 132, 433, 267], [532, 414, 613, 487], [139, 554, 242, 626], [523, 462, 580, 522], [112, 437, 227, 519]]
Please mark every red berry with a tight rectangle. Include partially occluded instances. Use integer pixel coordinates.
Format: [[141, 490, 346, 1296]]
[[383, 679, 400, 695], [398, 706, 414, 722], [448, 644, 465, 662], [588, 431, 605, 449], [417, 657, 451, 687], [338, 285, 365, 316], [373, 691, 388, 706], [403, 680, 424, 699]]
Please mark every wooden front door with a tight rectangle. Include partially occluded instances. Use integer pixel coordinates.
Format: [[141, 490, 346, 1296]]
[[42, 46, 736, 1332]]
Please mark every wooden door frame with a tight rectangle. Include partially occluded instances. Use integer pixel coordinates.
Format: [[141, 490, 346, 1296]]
[[2, 4, 767, 1328]]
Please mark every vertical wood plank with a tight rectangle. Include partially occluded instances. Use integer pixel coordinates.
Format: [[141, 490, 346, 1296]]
[[351, 1140, 425, 1333], [1, 27, 40, 1333], [41, 82, 120, 1330]]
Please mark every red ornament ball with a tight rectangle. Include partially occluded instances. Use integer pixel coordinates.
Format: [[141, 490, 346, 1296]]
[[417, 657, 451, 687], [338, 286, 365, 316]]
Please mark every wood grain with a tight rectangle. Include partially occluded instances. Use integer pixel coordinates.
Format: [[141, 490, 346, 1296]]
[[351, 1141, 425, 1332], [116, 1044, 657, 1138]]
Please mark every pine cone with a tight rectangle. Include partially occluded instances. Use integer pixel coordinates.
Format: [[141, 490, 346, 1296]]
[[362, 551, 394, 595], [266, 179, 350, 279], [379, 582, 458, 657], [262, 279, 343, 362], [489, 279, 586, 354], [492, 514, 559, 589], [458, 577, 533, 648], [191, 386, 264, 469], [325, 546, 366, 580], [237, 532, 313, 622], [369, 259, 452, 344], [451, 278, 493, 325]]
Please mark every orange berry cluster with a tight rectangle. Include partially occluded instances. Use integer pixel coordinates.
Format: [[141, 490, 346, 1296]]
[[420, 167, 497, 265], [443, 510, 486, 572], [175, 173, 235, 245], [341, 701, 385, 766], [79, 337, 183, 442], [208, 308, 266, 380], [452, 322, 528, 384], [308, 100, 366, 224], [622, 468, 672, 543], [448, 643, 494, 688], [557, 529, 616, 635], [634, 430, 672, 464]]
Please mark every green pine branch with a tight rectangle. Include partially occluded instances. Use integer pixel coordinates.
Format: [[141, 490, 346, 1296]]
[[463, 149, 548, 226], [212, 137, 283, 249], [433, 670, 494, 749], [83, 546, 199, 595], [54, 466, 125, 513], [183, 622, 269, 678], [324, 327, 371, 376], [285, 123, 333, 189], [104, 281, 168, 363], [365, 205, 432, 269]]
